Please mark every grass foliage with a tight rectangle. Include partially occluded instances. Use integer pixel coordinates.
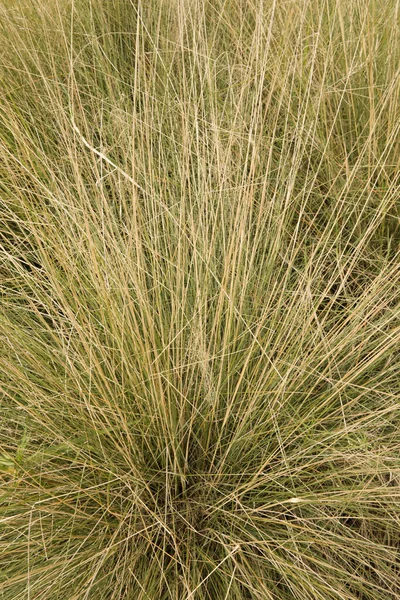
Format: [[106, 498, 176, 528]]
[[1, 0, 400, 598]]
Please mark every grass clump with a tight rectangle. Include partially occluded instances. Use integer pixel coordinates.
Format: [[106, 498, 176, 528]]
[[1, 0, 400, 598]]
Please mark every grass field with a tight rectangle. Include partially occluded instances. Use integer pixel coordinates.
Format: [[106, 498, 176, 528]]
[[1, 1, 400, 598]]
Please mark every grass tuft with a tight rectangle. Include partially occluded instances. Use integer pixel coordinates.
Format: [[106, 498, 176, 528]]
[[1, 1, 400, 598]]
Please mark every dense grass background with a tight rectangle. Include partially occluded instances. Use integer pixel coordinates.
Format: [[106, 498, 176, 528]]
[[1, 0, 400, 598]]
